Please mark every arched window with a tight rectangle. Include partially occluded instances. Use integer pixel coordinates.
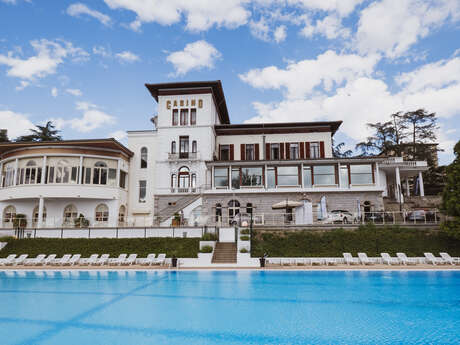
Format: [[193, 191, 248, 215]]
[[93, 161, 108, 185], [171, 141, 176, 154], [171, 174, 177, 188], [363, 201, 371, 214], [140, 147, 148, 168], [56, 160, 70, 184], [228, 200, 240, 221], [63, 204, 77, 225], [246, 203, 253, 215], [95, 204, 109, 223], [24, 160, 40, 185], [26, 160, 37, 166], [118, 205, 126, 225], [192, 140, 197, 153], [3, 205, 16, 227], [215, 203, 222, 222], [178, 166, 190, 189], [32, 205, 47, 226], [191, 173, 197, 188]]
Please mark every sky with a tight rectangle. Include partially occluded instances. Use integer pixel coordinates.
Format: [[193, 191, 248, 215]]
[[0, 0, 459, 165]]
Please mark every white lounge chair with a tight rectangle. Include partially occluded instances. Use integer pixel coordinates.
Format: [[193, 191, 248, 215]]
[[138, 254, 156, 266], [53, 254, 72, 266], [358, 253, 374, 265], [65, 254, 81, 266], [326, 258, 338, 266], [440, 252, 460, 265], [381, 253, 399, 265], [95, 254, 110, 266], [396, 253, 417, 265], [43, 254, 57, 266], [24, 254, 46, 266], [13, 254, 28, 266], [424, 252, 446, 265], [154, 253, 166, 266], [109, 254, 127, 266], [343, 253, 360, 265], [125, 254, 137, 265], [310, 258, 324, 266], [79, 254, 98, 265], [0, 254, 16, 266]]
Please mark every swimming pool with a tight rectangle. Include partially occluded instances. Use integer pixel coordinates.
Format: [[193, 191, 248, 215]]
[[0, 270, 459, 345]]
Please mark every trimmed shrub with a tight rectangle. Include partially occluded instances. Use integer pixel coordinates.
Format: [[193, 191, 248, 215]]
[[240, 248, 248, 253], [240, 229, 250, 235], [199, 245, 213, 253], [240, 235, 250, 241], [201, 233, 218, 241]]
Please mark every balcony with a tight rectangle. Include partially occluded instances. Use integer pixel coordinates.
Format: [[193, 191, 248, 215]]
[[168, 152, 198, 161]]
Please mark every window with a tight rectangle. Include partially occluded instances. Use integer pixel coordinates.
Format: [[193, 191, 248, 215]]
[[63, 205, 77, 225], [178, 166, 190, 188], [84, 167, 91, 184], [231, 167, 240, 189], [277, 166, 299, 186], [303, 166, 312, 187], [340, 165, 349, 188], [56, 160, 70, 184], [190, 108, 196, 125], [180, 109, 189, 125], [93, 161, 108, 185], [3, 166, 14, 187], [171, 174, 177, 188], [220, 145, 230, 160], [139, 180, 146, 203], [310, 142, 320, 159], [215, 203, 222, 222], [2, 205, 16, 227], [71, 167, 78, 183], [270, 144, 280, 160], [192, 141, 197, 153], [179, 136, 189, 158], [32, 205, 47, 226], [246, 203, 253, 214], [171, 141, 176, 154], [241, 167, 263, 187], [191, 173, 196, 188], [313, 165, 336, 185], [350, 164, 373, 185], [228, 200, 240, 221], [290, 143, 299, 159], [172, 109, 178, 126], [245, 144, 255, 161], [267, 167, 275, 188], [95, 204, 109, 222], [119, 170, 127, 188], [118, 205, 126, 225], [214, 167, 229, 188], [140, 147, 148, 168]]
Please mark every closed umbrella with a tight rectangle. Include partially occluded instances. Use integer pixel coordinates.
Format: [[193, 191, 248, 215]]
[[272, 200, 304, 209]]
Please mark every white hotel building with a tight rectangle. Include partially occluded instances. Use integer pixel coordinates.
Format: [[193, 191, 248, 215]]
[[0, 81, 428, 228]]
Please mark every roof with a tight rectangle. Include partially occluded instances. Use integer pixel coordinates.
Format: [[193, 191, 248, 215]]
[[0, 138, 134, 158], [145, 80, 230, 124], [214, 121, 342, 135]]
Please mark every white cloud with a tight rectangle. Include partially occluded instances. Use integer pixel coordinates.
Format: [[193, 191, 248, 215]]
[[249, 18, 271, 41], [66, 88, 83, 97], [356, 0, 460, 58], [274, 25, 287, 42], [0, 110, 34, 138], [239, 50, 379, 99], [51, 87, 58, 97], [301, 14, 351, 39], [15, 80, 30, 91], [103, 0, 250, 32], [166, 40, 221, 76], [0, 39, 88, 80], [67, 3, 112, 26], [92, 45, 111, 58], [115, 51, 140, 63], [288, 0, 365, 17], [110, 130, 127, 141]]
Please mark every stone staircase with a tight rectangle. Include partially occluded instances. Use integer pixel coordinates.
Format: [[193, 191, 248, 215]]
[[157, 194, 202, 223], [212, 242, 237, 264]]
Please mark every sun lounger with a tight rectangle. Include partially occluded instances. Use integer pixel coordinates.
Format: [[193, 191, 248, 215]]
[[125, 254, 137, 265], [95, 254, 110, 266], [424, 252, 446, 265], [79, 254, 98, 265], [52, 254, 72, 266], [310, 258, 324, 265], [440, 252, 460, 265], [43, 254, 56, 266], [109, 254, 127, 266], [13, 254, 28, 266], [24, 254, 46, 266], [65, 254, 81, 266], [381, 253, 399, 265], [396, 253, 417, 265], [154, 253, 166, 265], [138, 254, 156, 265], [343, 253, 360, 265], [0, 254, 16, 266], [358, 253, 374, 265], [326, 258, 338, 266]]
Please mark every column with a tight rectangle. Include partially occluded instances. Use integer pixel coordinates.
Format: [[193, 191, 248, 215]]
[[418, 171, 425, 197], [375, 163, 380, 186], [228, 165, 231, 189], [405, 178, 410, 197], [264, 164, 268, 189], [116, 159, 121, 187], [395, 167, 403, 203], [0, 162, 3, 188], [37, 196, 44, 228], [79, 156, 83, 184], [337, 163, 341, 188], [13, 158, 18, 186], [41, 156, 47, 184]]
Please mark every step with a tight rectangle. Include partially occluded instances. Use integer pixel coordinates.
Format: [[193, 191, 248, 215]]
[[212, 242, 237, 264]]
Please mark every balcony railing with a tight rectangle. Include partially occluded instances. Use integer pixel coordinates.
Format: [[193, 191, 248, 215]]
[[168, 152, 198, 160]]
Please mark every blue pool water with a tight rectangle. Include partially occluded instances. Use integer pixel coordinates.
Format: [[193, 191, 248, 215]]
[[0, 270, 459, 345]]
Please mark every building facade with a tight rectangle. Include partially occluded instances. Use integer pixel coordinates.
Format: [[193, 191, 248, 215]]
[[0, 81, 429, 228]]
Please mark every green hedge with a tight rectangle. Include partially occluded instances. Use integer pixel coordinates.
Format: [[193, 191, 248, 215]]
[[0, 237, 200, 258], [251, 225, 460, 257]]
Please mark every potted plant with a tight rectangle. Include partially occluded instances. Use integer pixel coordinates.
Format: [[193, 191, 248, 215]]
[[171, 251, 178, 268], [259, 252, 268, 268], [74, 214, 89, 228], [172, 212, 181, 227]]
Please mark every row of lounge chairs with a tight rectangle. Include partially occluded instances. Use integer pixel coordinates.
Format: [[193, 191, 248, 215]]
[[0, 253, 167, 266]]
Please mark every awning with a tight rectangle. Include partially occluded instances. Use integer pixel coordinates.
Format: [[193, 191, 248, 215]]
[[272, 200, 304, 209]]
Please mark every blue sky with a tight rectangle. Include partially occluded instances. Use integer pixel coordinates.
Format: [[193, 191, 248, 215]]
[[0, 0, 459, 164]]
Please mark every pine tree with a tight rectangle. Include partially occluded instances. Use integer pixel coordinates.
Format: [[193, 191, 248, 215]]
[[16, 121, 62, 142], [441, 140, 460, 239], [0, 129, 9, 142]]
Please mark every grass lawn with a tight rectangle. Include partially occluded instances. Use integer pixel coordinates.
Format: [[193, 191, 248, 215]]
[[251, 225, 460, 257], [0, 237, 200, 258]]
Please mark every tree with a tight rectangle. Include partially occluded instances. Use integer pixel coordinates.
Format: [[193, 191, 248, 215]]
[[332, 140, 353, 158], [355, 121, 394, 156], [441, 140, 460, 239], [402, 109, 438, 161], [16, 121, 62, 142], [0, 129, 9, 142]]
